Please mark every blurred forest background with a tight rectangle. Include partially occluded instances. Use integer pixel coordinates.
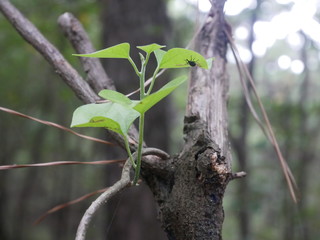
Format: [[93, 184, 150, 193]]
[[0, 0, 319, 240]]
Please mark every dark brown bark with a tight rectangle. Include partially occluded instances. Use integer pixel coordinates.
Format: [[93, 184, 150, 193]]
[[143, 119, 231, 240]]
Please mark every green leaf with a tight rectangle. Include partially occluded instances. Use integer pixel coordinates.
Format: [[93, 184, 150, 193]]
[[133, 75, 187, 113], [137, 43, 166, 54], [99, 89, 133, 106], [206, 57, 215, 69], [71, 102, 140, 136], [72, 43, 130, 59], [159, 48, 208, 69], [154, 49, 166, 66]]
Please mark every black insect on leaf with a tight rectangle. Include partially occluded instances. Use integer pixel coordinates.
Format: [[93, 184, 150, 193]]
[[185, 56, 198, 67]]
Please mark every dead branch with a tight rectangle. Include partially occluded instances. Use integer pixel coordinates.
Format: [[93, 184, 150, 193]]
[[35, 187, 109, 225], [0, 106, 114, 146], [0, 159, 125, 170], [230, 171, 247, 180], [0, 0, 98, 104], [57, 12, 115, 93]]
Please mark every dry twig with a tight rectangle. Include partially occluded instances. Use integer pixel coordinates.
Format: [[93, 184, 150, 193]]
[[0, 106, 114, 146], [224, 26, 298, 202]]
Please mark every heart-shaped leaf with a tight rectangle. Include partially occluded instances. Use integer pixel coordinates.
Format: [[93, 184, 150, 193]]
[[73, 43, 130, 59], [71, 102, 139, 136]]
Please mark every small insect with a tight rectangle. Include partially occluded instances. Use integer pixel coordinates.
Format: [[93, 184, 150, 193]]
[[185, 56, 198, 67]]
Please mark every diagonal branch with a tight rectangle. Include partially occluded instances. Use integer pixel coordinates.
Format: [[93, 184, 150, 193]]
[[34, 187, 110, 225], [57, 12, 115, 93], [224, 26, 298, 203], [0, 0, 99, 104], [0, 1, 140, 148], [0, 106, 114, 146]]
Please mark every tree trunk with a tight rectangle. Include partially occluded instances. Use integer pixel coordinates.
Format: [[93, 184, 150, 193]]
[[143, 2, 232, 239]]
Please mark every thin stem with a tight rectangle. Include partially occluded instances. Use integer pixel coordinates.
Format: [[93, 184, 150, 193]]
[[139, 53, 150, 98], [124, 135, 136, 169], [132, 113, 145, 185], [140, 66, 146, 98], [131, 51, 150, 185], [128, 56, 140, 77], [146, 66, 160, 95]]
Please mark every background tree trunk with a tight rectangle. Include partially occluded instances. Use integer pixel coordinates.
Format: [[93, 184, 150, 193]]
[[99, 0, 171, 239], [230, 1, 261, 239]]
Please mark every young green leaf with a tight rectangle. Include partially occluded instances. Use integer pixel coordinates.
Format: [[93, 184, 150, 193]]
[[154, 49, 167, 66], [133, 75, 187, 114], [72, 43, 130, 59], [159, 48, 208, 69], [99, 89, 133, 106], [71, 102, 140, 136], [137, 43, 166, 54]]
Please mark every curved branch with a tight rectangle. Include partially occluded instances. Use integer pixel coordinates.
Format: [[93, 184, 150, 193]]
[[0, 0, 99, 104], [75, 158, 132, 240], [75, 148, 169, 240]]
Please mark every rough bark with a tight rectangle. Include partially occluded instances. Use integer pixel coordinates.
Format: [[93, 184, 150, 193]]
[[143, 2, 232, 239], [187, 4, 230, 162]]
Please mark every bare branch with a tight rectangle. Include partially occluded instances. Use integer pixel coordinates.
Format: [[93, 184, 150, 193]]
[[0, 159, 125, 171], [230, 171, 247, 180], [75, 147, 170, 240], [75, 158, 132, 240], [34, 187, 109, 225], [58, 12, 115, 93], [0, 0, 99, 104], [0, 106, 114, 146]]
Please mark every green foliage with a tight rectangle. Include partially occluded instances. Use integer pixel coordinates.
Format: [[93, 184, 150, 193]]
[[136, 43, 165, 54], [99, 89, 133, 106], [133, 75, 187, 114], [71, 42, 211, 184], [71, 102, 140, 136], [73, 42, 131, 59]]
